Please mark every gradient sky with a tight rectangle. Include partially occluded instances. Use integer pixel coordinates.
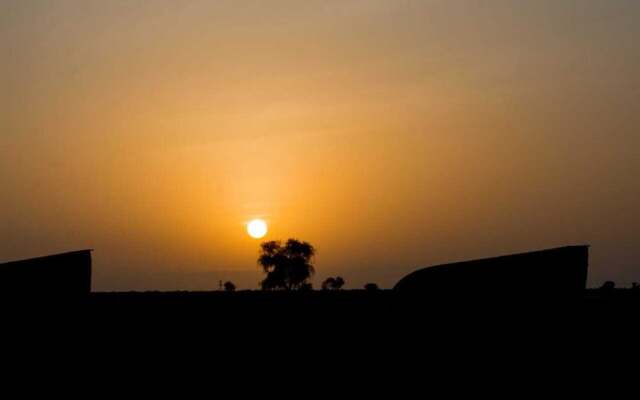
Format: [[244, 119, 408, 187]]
[[2, 0, 639, 290]]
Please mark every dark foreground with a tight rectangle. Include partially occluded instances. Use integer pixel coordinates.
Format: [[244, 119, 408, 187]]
[[3, 289, 639, 376], [6, 288, 639, 330]]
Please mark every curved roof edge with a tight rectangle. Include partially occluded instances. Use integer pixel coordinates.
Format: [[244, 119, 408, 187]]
[[0, 249, 93, 266], [393, 245, 589, 291]]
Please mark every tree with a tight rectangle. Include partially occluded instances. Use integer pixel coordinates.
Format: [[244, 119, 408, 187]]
[[223, 281, 236, 292], [299, 282, 313, 292], [258, 239, 315, 290], [321, 277, 335, 291], [321, 276, 345, 290], [364, 283, 379, 291], [600, 281, 616, 293]]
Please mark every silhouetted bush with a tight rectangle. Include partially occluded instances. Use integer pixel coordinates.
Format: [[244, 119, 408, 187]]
[[258, 239, 315, 291], [631, 282, 639, 294], [300, 282, 313, 292], [223, 281, 236, 292], [364, 283, 379, 291], [600, 281, 616, 293], [322, 276, 345, 290], [321, 277, 335, 290]]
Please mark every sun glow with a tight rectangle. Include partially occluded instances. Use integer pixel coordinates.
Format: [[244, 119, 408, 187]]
[[247, 219, 268, 239]]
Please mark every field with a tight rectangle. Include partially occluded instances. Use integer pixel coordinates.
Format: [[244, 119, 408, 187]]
[[79, 289, 640, 328], [4, 289, 638, 363]]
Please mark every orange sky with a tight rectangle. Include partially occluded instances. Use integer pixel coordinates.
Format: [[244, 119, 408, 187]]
[[2, 1, 639, 290]]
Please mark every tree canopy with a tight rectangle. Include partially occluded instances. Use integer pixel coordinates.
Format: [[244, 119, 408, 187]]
[[258, 239, 316, 290]]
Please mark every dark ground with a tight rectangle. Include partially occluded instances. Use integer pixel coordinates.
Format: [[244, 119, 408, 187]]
[[7, 288, 638, 335], [2, 289, 638, 379]]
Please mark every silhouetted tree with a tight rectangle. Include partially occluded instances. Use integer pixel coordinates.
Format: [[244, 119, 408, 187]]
[[300, 282, 313, 292], [223, 281, 236, 292], [321, 277, 335, 290], [600, 281, 616, 293], [258, 239, 315, 291], [322, 276, 345, 290], [364, 283, 379, 291]]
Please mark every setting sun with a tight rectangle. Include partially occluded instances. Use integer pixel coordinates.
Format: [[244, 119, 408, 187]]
[[247, 219, 268, 239], [3, 1, 640, 292]]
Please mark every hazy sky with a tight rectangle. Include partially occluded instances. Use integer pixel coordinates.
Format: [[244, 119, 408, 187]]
[[2, 0, 639, 290]]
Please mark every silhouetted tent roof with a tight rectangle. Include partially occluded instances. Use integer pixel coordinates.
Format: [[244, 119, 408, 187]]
[[0, 250, 93, 295], [394, 246, 589, 296]]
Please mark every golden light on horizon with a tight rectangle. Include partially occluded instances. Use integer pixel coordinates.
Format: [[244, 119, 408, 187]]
[[247, 219, 268, 239]]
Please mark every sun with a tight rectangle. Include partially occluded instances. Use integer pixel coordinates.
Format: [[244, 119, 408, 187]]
[[247, 219, 268, 239]]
